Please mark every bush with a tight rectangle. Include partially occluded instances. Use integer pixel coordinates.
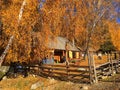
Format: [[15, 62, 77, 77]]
[[71, 60, 76, 63]]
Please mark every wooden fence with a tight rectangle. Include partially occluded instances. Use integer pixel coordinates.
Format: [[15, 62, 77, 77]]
[[29, 52, 120, 84], [96, 59, 120, 80], [38, 63, 93, 83], [29, 60, 120, 83]]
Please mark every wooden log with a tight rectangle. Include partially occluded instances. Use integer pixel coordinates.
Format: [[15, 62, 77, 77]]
[[69, 64, 89, 68], [41, 64, 66, 67], [39, 66, 52, 70], [69, 73, 89, 78], [52, 67, 67, 71], [68, 69, 89, 73], [40, 70, 68, 75], [103, 67, 110, 71]]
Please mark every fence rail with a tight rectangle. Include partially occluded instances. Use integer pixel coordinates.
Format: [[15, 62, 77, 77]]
[[29, 59, 120, 83], [96, 59, 120, 80], [37, 63, 92, 83]]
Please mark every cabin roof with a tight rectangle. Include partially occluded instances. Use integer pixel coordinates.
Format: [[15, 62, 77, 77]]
[[48, 37, 79, 51]]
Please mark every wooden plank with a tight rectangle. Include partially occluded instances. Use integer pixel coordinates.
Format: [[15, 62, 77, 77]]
[[40, 66, 67, 71], [52, 64, 67, 67], [70, 67, 88, 70], [51, 71, 68, 75], [103, 67, 110, 71], [40, 66, 52, 68], [39, 66, 52, 69], [40, 64, 90, 69], [40, 67, 89, 73], [68, 69, 89, 73], [52, 67, 67, 71], [41, 64, 66, 67], [96, 62, 110, 69], [40, 70, 68, 75], [69, 64, 89, 68], [69, 73, 89, 78]]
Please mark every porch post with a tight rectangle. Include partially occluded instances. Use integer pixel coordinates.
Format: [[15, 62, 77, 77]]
[[65, 42, 69, 64]]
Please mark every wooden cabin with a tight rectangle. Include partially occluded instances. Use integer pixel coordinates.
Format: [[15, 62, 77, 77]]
[[48, 37, 80, 63]]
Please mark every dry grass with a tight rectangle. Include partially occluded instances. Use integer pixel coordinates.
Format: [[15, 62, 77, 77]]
[[1, 74, 120, 90], [77, 54, 108, 67], [0, 75, 84, 90], [0, 75, 40, 90]]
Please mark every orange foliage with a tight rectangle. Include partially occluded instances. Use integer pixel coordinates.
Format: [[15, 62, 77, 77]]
[[109, 22, 120, 50], [1, 0, 40, 63], [0, 0, 117, 64]]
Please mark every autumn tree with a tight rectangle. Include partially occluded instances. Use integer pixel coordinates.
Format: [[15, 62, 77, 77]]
[[1, 0, 41, 63], [56, 0, 115, 54], [109, 22, 120, 50], [35, 0, 117, 57], [108, 1, 120, 51], [0, 0, 64, 64], [0, 0, 118, 65]]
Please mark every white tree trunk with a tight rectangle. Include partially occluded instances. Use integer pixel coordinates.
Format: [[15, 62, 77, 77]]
[[0, 0, 27, 66]]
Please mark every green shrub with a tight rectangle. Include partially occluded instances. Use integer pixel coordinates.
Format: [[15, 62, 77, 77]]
[[71, 60, 76, 63]]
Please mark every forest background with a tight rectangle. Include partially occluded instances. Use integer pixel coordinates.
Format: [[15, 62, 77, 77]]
[[0, 0, 120, 63]]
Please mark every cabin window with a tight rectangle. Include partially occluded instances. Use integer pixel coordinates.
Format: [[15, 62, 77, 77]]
[[73, 52, 79, 58], [76, 52, 80, 58], [69, 51, 73, 58]]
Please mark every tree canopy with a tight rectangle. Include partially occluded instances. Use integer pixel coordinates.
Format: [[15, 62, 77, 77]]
[[0, 0, 119, 63]]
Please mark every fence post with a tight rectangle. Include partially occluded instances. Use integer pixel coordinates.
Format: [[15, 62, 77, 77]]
[[87, 51, 93, 84], [108, 53, 112, 74], [92, 54, 98, 83], [66, 62, 69, 80], [115, 52, 119, 73], [110, 53, 114, 75], [65, 42, 69, 64]]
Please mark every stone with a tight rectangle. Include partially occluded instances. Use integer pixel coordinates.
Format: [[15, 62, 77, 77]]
[[102, 76, 108, 79], [80, 85, 89, 90], [2, 76, 7, 80], [0, 66, 10, 80], [49, 78, 55, 84], [31, 81, 43, 90], [0, 66, 10, 73]]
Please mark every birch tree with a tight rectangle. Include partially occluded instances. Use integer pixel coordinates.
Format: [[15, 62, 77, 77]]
[[1, 0, 39, 63]]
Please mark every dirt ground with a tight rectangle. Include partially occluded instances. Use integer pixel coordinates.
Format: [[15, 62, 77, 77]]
[[77, 54, 110, 66], [0, 74, 120, 90]]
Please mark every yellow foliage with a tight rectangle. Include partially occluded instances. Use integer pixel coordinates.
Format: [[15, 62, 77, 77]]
[[1, 0, 39, 63], [109, 22, 120, 50], [0, 0, 117, 64]]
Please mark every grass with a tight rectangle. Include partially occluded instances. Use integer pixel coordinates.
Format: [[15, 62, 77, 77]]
[[0, 75, 39, 90], [0, 71, 5, 79], [101, 74, 119, 82], [78, 54, 108, 67], [0, 75, 84, 90]]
